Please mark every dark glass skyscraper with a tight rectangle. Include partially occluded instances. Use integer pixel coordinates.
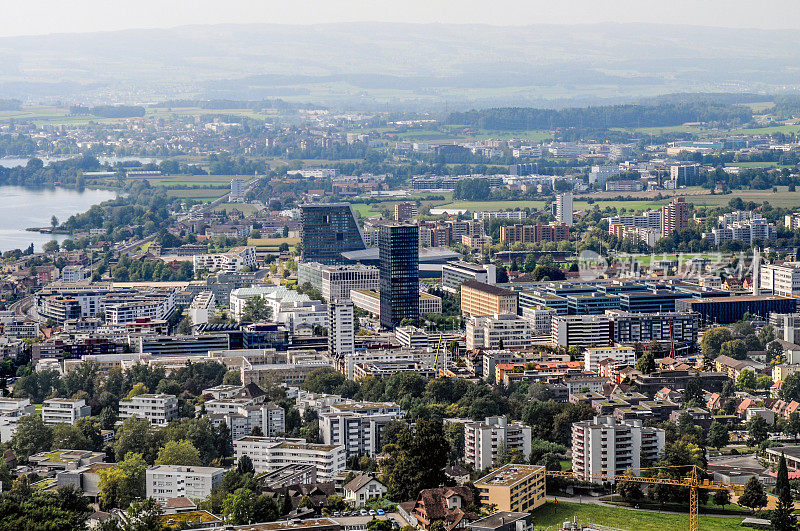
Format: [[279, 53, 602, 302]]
[[379, 224, 419, 329], [300, 203, 366, 264]]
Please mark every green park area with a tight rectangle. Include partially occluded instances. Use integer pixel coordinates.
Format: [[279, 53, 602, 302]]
[[530, 501, 744, 531]]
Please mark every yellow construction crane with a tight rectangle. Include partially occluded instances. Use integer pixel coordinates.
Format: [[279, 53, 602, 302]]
[[433, 332, 443, 376], [546, 465, 744, 531]]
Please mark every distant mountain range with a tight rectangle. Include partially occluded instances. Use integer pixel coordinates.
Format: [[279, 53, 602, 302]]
[[0, 22, 798, 109]]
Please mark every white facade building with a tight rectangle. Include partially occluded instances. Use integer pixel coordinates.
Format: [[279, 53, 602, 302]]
[[463, 415, 532, 471], [572, 416, 665, 483], [759, 262, 800, 297], [188, 291, 215, 326], [42, 398, 92, 426], [555, 192, 573, 227], [146, 465, 224, 502], [466, 314, 533, 351], [584, 346, 636, 373], [193, 246, 256, 274], [118, 393, 179, 426], [328, 299, 355, 357], [0, 397, 35, 442], [233, 437, 346, 480], [61, 265, 90, 283], [551, 315, 613, 348], [230, 178, 246, 202], [319, 402, 402, 457]]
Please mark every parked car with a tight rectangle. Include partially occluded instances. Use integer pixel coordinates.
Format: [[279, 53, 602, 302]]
[[376, 509, 385, 515], [369, 510, 376, 516], [360, 510, 368, 516]]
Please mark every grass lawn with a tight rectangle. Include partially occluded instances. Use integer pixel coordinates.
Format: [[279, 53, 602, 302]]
[[436, 200, 546, 211], [686, 187, 800, 209], [213, 203, 261, 216], [559, 459, 571, 471], [530, 501, 744, 531], [723, 161, 780, 168], [350, 203, 383, 217], [248, 237, 299, 247], [731, 124, 800, 135], [165, 189, 228, 200], [576, 199, 665, 212]]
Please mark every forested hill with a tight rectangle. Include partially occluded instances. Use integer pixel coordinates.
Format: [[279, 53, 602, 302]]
[[446, 102, 753, 130]]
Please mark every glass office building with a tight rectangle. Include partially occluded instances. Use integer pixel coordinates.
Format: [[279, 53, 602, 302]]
[[300, 203, 366, 264], [379, 224, 419, 329]]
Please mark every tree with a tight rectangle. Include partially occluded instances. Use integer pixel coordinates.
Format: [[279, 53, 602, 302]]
[[787, 412, 800, 441], [52, 422, 90, 450], [380, 418, 449, 500], [683, 375, 704, 405], [738, 476, 767, 513], [98, 452, 147, 510], [51, 215, 59, 228], [636, 351, 656, 374], [11, 414, 53, 459], [114, 416, 153, 462], [155, 440, 202, 466], [223, 488, 259, 525], [701, 327, 733, 359], [98, 498, 166, 531], [736, 369, 758, 391], [720, 339, 748, 360], [124, 382, 148, 400], [713, 489, 730, 510], [367, 519, 394, 531], [781, 373, 800, 402], [237, 455, 255, 475], [241, 296, 272, 323], [707, 421, 730, 450], [746, 415, 769, 446], [616, 469, 643, 502], [773, 453, 797, 530]]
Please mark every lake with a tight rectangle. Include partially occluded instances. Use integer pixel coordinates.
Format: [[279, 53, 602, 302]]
[[0, 156, 161, 168], [0, 185, 117, 252]]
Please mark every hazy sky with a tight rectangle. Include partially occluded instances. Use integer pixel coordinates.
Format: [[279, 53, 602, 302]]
[[6, 0, 800, 37]]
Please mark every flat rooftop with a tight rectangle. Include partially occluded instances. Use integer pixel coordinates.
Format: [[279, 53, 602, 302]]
[[475, 464, 545, 487]]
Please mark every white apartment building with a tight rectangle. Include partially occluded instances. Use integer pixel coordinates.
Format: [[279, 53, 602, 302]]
[[521, 306, 556, 336], [606, 211, 662, 232], [188, 291, 215, 326], [233, 437, 346, 480], [61, 265, 90, 283], [441, 261, 497, 293], [555, 192, 573, 227], [0, 397, 35, 442], [297, 263, 380, 302], [551, 315, 613, 348], [146, 465, 224, 502], [319, 402, 402, 457], [104, 289, 177, 326], [193, 246, 256, 274], [328, 299, 355, 357], [230, 178, 246, 202], [395, 326, 429, 349], [118, 393, 179, 426], [463, 415, 532, 471], [759, 262, 800, 297], [473, 211, 527, 221], [572, 416, 665, 483], [785, 213, 800, 230], [466, 314, 533, 351], [42, 398, 92, 426], [204, 398, 286, 440], [584, 346, 636, 373]]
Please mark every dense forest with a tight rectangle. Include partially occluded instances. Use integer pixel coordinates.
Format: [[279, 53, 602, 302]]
[[446, 102, 753, 130]]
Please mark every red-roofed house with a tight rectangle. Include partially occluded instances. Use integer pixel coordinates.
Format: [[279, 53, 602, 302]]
[[411, 486, 478, 531]]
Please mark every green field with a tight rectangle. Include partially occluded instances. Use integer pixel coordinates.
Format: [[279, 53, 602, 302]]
[[434, 200, 546, 212], [530, 501, 744, 531], [213, 203, 261, 216], [687, 187, 800, 208], [723, 161, 780, 168], [350, 203, 383, 217], [577, 200, 664, 212], [731, 124, 800, 135]]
